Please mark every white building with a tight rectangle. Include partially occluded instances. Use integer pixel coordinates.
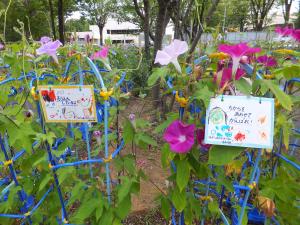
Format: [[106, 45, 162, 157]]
[[69, 18, 174, 46]]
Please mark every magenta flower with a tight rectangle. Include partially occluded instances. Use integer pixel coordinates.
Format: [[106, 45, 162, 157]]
[[91, 47, 111, 70], [36, 40, 62, 63], [91, 47, 109, 60], [218, 43, 261, 75], [40, 36, 52, 45], [196, 129, 211, 150], [155, 39, 188, 73], [257, 55, 277, 67], [0, 43, 4, 50], [275, 26, 293, 37], [163, 120, 195, 154], [291, 29, 300, 42], [215, 68, 245, 88]]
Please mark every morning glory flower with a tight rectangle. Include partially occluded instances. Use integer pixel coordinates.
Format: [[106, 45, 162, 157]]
[[36, 40, 62, 63], [196, 128, 211, 151], [154, 39, 188, 73], [218, 43, 261, 76], [40, 36, 52, 45], [91, 47, 111, 70], [257, 55, 277, 67], [291, 29, 300, 42], [163, 120, 195, 154], [215, 68, 245, 88], [275, 26, 293, 37], [91, 47, 109, 60]]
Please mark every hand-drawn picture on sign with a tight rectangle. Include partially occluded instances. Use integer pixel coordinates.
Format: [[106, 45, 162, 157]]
[[38, 85, 97, 123], [204, 95, 274, 149]]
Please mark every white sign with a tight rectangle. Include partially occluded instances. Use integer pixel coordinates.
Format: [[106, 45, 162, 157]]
[[204, 95, 274, 149], [38, 85, 97, 123]]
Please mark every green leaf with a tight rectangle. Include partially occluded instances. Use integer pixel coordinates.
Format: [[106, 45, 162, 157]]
[[235, 77, 252, 95], [171, 186, 186, 212], [262, 80, 293, 111], [147, 67, 168, 86], [123, 119, 135, 144], [154, 113, 178, 134], [135, 133, 157, 147], [273, 64, 300, 80], [176, 159, 190, 192], [118, 177, 132, 202], [115, 195, 131, 219], [161, 144, 175, 168], [39, 174, 52, 191], [193, 85, 214, 108], [208, 146, 244, 165], [160, 197, 171, 219]]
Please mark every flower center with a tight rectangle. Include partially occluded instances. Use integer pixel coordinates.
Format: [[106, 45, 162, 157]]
[[178, 135, 186, 143]]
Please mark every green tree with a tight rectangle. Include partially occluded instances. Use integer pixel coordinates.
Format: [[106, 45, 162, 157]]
[[78, 0, 117, 45]]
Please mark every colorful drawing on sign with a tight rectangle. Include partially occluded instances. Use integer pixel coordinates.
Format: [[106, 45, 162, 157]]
[[204, 95, 274, 149], [38, 85, 97, 123]]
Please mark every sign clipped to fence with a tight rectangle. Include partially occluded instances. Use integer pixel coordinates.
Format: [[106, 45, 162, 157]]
[[204, 95, 274, 149], [38, 85, 97, 123]]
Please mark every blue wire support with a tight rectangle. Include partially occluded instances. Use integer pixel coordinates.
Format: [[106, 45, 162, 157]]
[[37, 101, 69, 222], [77, 61, 93, 178], [0, 134, 33, 224], [0, 185, 53, 221], [275, 153, 300, 171], [237, 149, 262, 225], [85, 56, 118, 204]]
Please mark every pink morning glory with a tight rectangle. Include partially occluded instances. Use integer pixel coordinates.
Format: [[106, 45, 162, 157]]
[[91, 47, 109, 60], [154, 39, 188, 73], [291, 29, 300, 42], [218, 43, 261, 75], [215, 67, 245, 88], [196, 128, 211, 150], [91, 47, 111, 70], [40, 36, 52, 45], [257, 55, 277, 67], [36, 40, 62, 63], [163, 120, 195, 154], [275, 26, 293, 37]]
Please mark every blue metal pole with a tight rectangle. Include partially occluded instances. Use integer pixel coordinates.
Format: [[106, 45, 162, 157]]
[[237, 149, 262, 225], [78, 61, 93, 178], [104, 101, 111, 203]]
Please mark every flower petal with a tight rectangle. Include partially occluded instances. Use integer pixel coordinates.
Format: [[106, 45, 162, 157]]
[[154, 50, 172, 65]]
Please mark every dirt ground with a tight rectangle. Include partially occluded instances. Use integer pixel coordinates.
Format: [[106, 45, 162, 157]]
[[121, 97, 169, 212]]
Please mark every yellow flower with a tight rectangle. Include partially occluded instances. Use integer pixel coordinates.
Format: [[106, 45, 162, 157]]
[[0, 76, 6, 82], [209, 52, 229, 60], [273, 49, 295, 55], [263, 74, 275, 79]]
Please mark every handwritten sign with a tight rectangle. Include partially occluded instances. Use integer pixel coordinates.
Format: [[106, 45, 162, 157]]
[[38, 85, 97, 123], [204, 95, 274, 149]]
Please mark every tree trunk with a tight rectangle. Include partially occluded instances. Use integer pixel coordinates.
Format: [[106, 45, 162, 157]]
[[48, 0, 56, 39], [143, 0, 151, 63], [284, 0, 292, 25], [98, 24, 104, 45], [152, 0, 170, 109], [58, 0, 64, 44]]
